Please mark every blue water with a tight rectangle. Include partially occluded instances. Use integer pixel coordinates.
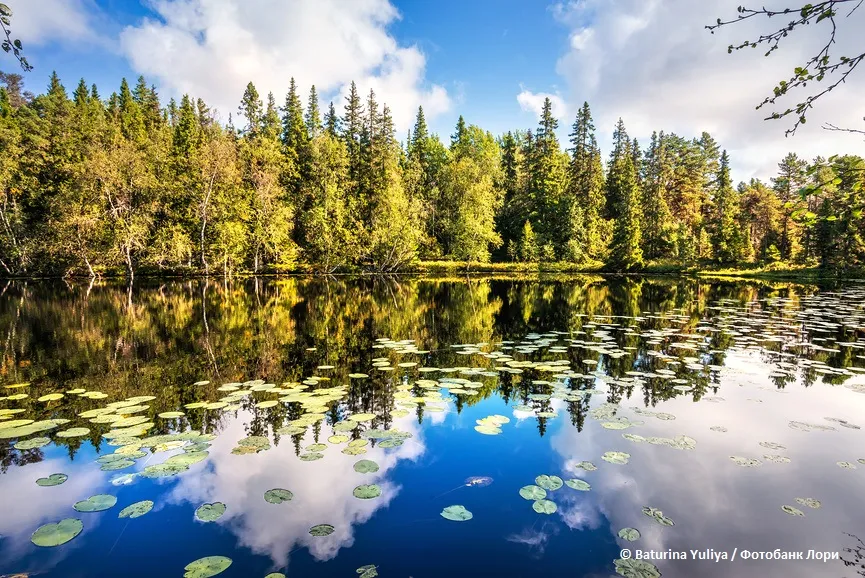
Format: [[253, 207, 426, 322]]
[[1, 277, 864, 578]]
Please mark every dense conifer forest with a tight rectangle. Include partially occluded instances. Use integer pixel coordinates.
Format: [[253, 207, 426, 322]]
[[0, 70, 863, 277]]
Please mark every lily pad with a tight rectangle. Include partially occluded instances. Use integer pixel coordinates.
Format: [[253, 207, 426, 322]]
[[730, 456, 762, 467], [575, 461, 597, 471], [532, 499, 557, 514], [299, 452, 324, 461], [474, 425, 502, 435], [642, 506, 674, 526], [565, 478, 591, 491], [73, 494, 117, 513], [795, 497, 821, 509], [31, 518, 83, 547], [140, 462, 189, 477], [519, 485, 546, 500], [15, 436, 51, 450], [36, 473, 68, 487], [196, 502, 227, 522], [118, 500, 153, 519], [166, 451, 209, 467], [781, 505, 805, 516], [354, 459, 379, 474], [618, 527, 641, 541], [602, 451, 630, 465], [837, 461, 857, 469], [56, 427, 91, 438], [38, 393, 65, 402], [356, 565, 378, 578], [614, 558, 661, 578], [158, 411, 185, 419], [535, 475, 563, 491], [183, 556, 232, 578], [309, 523, 335, 536], [264, 489, 293, 504], [440, 505, 473, 521], [353, 484, 382, 499]]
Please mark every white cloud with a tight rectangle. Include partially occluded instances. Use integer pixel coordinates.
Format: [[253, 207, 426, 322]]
[[517, 85, 569, 119], [10, 0, 102, 45], [118, 0, 450, 131], [543, 0, 865, 182]]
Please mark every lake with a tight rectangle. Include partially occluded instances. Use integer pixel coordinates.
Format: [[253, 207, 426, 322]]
[[0, 275, 864, 578]]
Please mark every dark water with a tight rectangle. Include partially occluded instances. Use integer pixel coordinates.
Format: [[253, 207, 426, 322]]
[[0, 275, 864, 578]]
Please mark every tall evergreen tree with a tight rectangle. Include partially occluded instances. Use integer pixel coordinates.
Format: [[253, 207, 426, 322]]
[[606, 119, 643, 270], [305, 85, 322, 139]]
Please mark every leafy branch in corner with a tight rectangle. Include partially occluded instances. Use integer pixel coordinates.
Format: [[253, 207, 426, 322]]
[[707, 1, 864, 136], [0, 2, 31, 72]]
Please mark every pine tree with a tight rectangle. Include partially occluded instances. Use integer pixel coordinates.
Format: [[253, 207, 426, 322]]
[[710, 150, 745, 263], [606, 119, 643, 270], [323, 101, 339, 138], [342, 81, 364, 188], [566, 102, 606, 260], [305, 85, 322, 139], [281, 78, 306, 153], [118, 77, 145, 142], [529, 97, 567, 256], [238, 82, 262, 136], [640, 131, 675, 259], [263, 92, 280, 139], [771, 152, 807, 261]]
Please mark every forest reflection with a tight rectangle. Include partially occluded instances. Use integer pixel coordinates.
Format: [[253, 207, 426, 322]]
[[3, 274, 860, 472]]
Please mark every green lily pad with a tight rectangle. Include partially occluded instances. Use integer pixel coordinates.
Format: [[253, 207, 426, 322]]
[[614, 558, 661, 578], [440, 505, 473, 521], [474, 425, 502, 435], [519, 485, 546, 500], [781, 505, 805, 516], [38, 393, 65, 402], [535, 475, 563, 491], [166, 451, 209, 466], [353, 484, 382, 499], [158, 411, 185, 419], [532, 499, 557, 514], [354, 459, 379, 474], [265, 574, 286, 578], [309, 523, 335, 536], [196, 502, 227, 522], [183, 556, 232, 578], [333, 421, 359, 432], [342, 446, 368, 455], [795, 497, 821, 509], [118, 500, 153, 519], [377, 439, 403, 448], [349, 413, 377, 422], [101, 458, 136, 471], [264, 489, 293, 504], [356, 565, 378, 578], [837, 461, 857, 469], [36, 473, 68, 487], [327, 435, 349, 444], [565, 478, 591, 491], [602, 451, 630, 465], [141, 462, 189, 477], [730, 456, 762, 467], [15, 436, 51, 450], [618, 527, 640, 541], [575, 461, 597, 471], [31, 518, 83, 547], [56, 427, 91, 438], [642, 506, 674, 526], [73, 494, 117, 513]]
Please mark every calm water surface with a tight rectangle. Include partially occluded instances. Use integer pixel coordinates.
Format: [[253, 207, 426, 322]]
[[0, 275, 864, 578]]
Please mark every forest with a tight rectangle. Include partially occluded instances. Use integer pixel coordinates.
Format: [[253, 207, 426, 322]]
[[0, 70, 863, 278]]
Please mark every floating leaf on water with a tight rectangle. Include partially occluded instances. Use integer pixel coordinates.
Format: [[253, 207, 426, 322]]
[[167, 451, 209, 467], [56, 427, 90, 438], [348, 439, 368, 448], [141, 462, 189, 477], [73, 494, 117, 513], [465, 476, 493, 487], [575, 461, 597, 471], [763, 455, 791, 464], [342, 446, 367, 455], [623, 433, 646, 443], [781, 505, 805, 516], [15, 437, 51, 450], [264, 489, 293, 504], [759, 441, 786, 451], [183, 556, 232, 578], [305, 443, 328, 452], [474, 424, 502, 435], [333, 421, 360, 432], [837, 461, 857, 469], [38, 393, 64, 402], [265, 574, 286, 578], [729, 456, 762, 467], [710, 426, 728, 433], [31, 518, 83, 547], [118, 500, 153, 519], [795, 497, 821, 509], [532, 499, 557, 514], [195, 502, 226, 522], [602, 422, 631, 430], [614, 558, 660, 578], [602, 451, 630, 465], [377, 439, 403, 448], [158, 412, 185, 419], [349, 373, 369, 379], [100, 458, 136, 471], [36, 473, 68, 487], [353, 484, 382, 499], [519, 485, 546, 500], [257, 400, 278, 409], [356, 565, 378, 578], [299, 452, 324, 461], [353, 459, 379, 474], [440, 505, 473, 521], [309, 524, 335, 536], [535, 475, 563, 491], [618, 528, 640, 541], [565, 478, 591, 491], [328, 435, 349, 444], [642, 506, 674, 526]]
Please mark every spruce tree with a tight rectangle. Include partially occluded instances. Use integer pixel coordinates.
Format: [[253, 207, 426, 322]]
[[305, 85, 322, 139], [606, 118, 643, 270]]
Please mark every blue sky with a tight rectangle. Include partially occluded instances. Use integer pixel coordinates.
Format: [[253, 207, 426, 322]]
[[7, 0, 865, 181]]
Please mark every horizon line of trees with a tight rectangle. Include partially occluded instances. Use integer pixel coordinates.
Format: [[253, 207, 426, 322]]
[[0, 70, 863, 278]]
